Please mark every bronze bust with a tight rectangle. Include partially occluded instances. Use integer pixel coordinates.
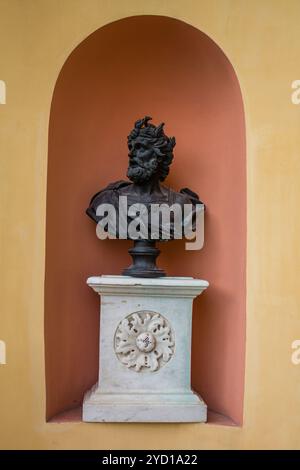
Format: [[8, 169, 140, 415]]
[[87, 116, 203, 277]]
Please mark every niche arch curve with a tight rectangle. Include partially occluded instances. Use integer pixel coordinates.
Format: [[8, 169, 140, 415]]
[[45, 15, 246, 424]]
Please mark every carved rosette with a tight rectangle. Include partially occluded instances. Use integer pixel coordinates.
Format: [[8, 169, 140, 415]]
[[114, 310, 175, 372]]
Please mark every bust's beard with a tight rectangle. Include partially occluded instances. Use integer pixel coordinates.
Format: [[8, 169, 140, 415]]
[[127, 160, 158, 184]]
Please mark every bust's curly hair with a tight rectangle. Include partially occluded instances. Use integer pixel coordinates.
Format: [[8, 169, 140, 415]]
[[127, 116, 176, 181]]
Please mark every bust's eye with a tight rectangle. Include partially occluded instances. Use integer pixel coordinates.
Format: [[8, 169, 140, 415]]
[[135, 143, 141, 150]]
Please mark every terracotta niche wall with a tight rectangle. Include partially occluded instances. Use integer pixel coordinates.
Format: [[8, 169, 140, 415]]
[[45, 16, 246, 424]]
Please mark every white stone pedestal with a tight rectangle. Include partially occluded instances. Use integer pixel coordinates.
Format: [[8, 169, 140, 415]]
[[83, 275, 209, 423]]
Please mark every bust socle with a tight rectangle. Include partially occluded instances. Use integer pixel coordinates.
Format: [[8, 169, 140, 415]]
[[86, 116, 203, 277]]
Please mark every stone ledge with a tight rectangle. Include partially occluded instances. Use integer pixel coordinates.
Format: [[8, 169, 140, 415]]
[[87, 275, 209, 298]]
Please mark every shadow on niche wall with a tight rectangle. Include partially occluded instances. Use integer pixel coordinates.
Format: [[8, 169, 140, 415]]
[[45, 15, 246, 424]]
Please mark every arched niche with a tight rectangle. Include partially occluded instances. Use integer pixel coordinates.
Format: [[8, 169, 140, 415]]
[[45, 15, 246, 425]]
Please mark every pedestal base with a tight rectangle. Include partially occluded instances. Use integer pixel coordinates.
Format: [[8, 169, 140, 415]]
[[82, 276, 209, 423], [83, 385, 207, 422]]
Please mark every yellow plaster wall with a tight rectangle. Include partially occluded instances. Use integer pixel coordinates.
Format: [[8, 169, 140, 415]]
[[0, 0, 300, 449]]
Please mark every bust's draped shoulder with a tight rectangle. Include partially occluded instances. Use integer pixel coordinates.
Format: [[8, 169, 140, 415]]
[[179, 187, 204, 207], [86, 180, 131, 222]]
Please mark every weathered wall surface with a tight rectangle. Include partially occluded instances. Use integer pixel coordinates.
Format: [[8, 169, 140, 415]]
[[0, 0, 300, 449]]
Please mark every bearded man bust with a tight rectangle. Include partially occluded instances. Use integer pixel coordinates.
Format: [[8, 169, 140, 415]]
[[86, 116, 203, 277]]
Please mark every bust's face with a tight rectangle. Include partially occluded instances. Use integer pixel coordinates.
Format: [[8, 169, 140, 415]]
[[127, 137, 159, 184]]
